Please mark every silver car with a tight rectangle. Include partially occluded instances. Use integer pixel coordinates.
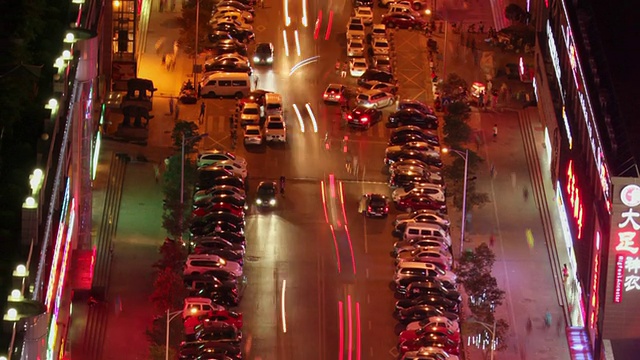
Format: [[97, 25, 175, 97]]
[[356, 89, 395, 109], [243, 125, 263, 145]]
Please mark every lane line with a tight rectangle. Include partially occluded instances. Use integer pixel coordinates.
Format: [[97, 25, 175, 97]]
[[338, 181, 348, 225], [314, 10, 323, 40], [292, 104, 304, 132], [305, 103, 318, 133], [282, 30, 290, 57], [320, 180, 329, 223], [344, 224, 357, 274], [294, 30, 302, 56], [281, 279, 287, 333], [284, 0, 291, 26], [301, 0, 308, 26], [329, 224, 342, 273]]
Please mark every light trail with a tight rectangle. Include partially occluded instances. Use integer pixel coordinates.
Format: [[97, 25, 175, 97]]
[[356, 302, 362, 360], [282, 30, 290, 57], [325, 10, 334, 40], [344, 224, 357, 274], [288, 56, 319, 76], [330, 224, 342, 273], [320, 180, 329, 223], [347, 295, 353, 360], [294, 30, 301, 56], [305, 103, 318, 133], [284, 0, 291, 26], [314, 10, 323, 39], [338, 181, 348, 225], [292, 104, 305, 132], [301, 0, 308, 27], [338, 300, 345, 360], [281, 279, 287, 333], [329, 173, 336, 198]]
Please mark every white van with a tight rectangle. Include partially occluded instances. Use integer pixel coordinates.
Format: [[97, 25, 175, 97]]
[[403, 222, 451, 245], [199, 72, 250, 99], [264, 93, 283, 116]]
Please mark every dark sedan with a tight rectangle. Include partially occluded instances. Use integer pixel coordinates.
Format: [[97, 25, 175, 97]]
[[194, 194, 246, 210], [399, 335, 460, 355], [362, 193, 389, 217], [210, 38, 248, 56], [213, 23, 255, 43], [190, 221, 243, 237], [405, 281, 462, 302], [179, 341, 242, 360], [389, 132, 440, 148], [216, 0, 255, 14], [255, 181, 277, 208], [381, 13, 426, 30], [388, 109, 438, 129], [386, 149, 443, 168], [203, 59, 253, 74], [395, 305, 459, 324], [253, 42, 274, 65], [192, 236, 245, 254], [347, 106, 382, 129], [397, 99, 436, 116], [195, 322, 242, 344], [357, 69, 396, 86], [395, 295, 459, 314]]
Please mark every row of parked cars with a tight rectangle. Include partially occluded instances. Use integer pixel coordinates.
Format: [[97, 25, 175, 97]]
[[178, 149, 281, 360], [380, 112, 463, 359]]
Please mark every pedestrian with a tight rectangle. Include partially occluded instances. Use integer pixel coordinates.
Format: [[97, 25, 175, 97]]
[[526, 317, 532, 333], [486, 79, 493, 94], [492, 123, 498, 139], [155, 37, 166, 55], [341, 62, 348, 78], [492, 91, 499, 109], [173, 40, 179, 56], [523, 186, 529, 200], [253, 76, 259, 89], [168, 96, 174, 115], [500, 82, 509, 101], [478, 91, 485, 109], [479, 21, 484, 33], [199, 101, 206, 123], [260, 0, 265, 8], [544, 310, 552, 328], [429, 60, 435, 72], [279, 176, 286, 195], [490, 163, 496, 178], [562, 264, 569, 283], [153, 162, 160, 183], [170, 0, 175, 11]]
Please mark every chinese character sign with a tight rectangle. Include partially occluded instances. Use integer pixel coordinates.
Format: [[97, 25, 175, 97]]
[[613, 184, 640, 303]]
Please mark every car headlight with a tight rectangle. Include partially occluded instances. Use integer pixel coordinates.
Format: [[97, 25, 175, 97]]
[[253, 56, 260, 62], [267, 57, 273, 63], [256, 199, 262, 204], [269, 199, 276, 205]]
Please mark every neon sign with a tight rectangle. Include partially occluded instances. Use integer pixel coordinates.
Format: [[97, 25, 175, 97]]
[[566, 160, 584, 239], [562, 107, 573, 149], [589, 232, 600, 328], [546, 21, 564, 97], [563, 27, 581, 91], [613, 184, 640, 303]]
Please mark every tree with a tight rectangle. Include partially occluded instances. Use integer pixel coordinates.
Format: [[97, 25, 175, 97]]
[[148, 343, 177, 360], [146, 316, 184, 349], [439, 73, 468, 97], [149, 267, 189, 314], [171, 120, 201, 152], [443, 151, 489, 211], [442, 101, 472, 148], [155, 239, 188, 271], [177, 0, 217, 55], [505, 3, 526, 23], [458, 243, 496, 282]]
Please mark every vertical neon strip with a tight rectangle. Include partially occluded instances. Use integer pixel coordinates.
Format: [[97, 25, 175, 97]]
[[45, 179, 71, 310]]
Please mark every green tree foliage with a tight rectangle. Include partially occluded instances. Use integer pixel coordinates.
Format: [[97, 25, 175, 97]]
[[443, 151, 489, 211], [155, 239, 188, 271], [171, 120, 201, 152], [161, 153, 198, 238], [149, 267, 189, 314], [148, 344, 177, 360], [442, 102, 472, 148], [439, 73, 468, 97], [178, 0, 217, 55]]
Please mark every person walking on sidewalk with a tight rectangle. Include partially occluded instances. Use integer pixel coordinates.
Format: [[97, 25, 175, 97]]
[[253, 75, 259, 89], [153, 162, 160, 183], [168, 96, 174, 115], [341, 62, 348, 78], [478, 91, 485, 109], [492, 124, 498, 140], [199, 101, 206, 124]]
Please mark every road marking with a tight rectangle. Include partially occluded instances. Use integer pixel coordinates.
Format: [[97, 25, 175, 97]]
[[281, 279, 287, 333], [294, 30, 302, 56], [305, 103, 318, 132], [284, 0, 291, 26], [365, 268, 369, 279], [292, 104, 304, 132], [283, 30, 290, 57], [301, 0, 308, 27]]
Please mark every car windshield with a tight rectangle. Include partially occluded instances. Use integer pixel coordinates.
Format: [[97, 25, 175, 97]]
[[377, 58, 390, 65], [243, 108, 259, 115], [357, 94, 369, 101], [327, 87, 340, 93], [257, 44, 270, 52], [361, 83, 374, 90], [349, 24, 364, 31], [267, 122, 284, 129], [351, 42, 363, 48], [246, 129, 260, 135], [374, 41, 387, 47], [370, 199, 386, 207], [354, 61, 366, 67], [258, 187, 275, 196]]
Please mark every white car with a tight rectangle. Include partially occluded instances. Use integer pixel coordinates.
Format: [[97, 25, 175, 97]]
[[405, 316, 460, 333], [393, 237, 451, 256], [347, 20, 366, 40], [394, 210, 449, 229], [347, 38, 365, 57], [183, 254, 243, 278], [371, 24, 388, 37], [356, 89, 395, 109], [349, 57, 368, 77], [396, 249, 453, 268], [215, 160, 248, 179], [359, 80, 397, 94], [214, 7, 254, 22], [392, 183, 446, 203], [182, 297, 225, 319], [402, 346, 460, 360], [372, 37, 390, 55], [243, 125, 264, 145], [197, 150, 247, 168], [388, 3, 422, 18], [193, 185, 246, 203], [354, 7, 374, 25], [212, 53, 250, 64], [240, 102, 261, 126], [265, 115, 287, 142], [386, 142, 440, 160], [373, 55, 392, 73]]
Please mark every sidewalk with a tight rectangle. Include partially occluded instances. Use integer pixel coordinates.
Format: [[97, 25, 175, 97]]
[[427, 0, 572, 359]]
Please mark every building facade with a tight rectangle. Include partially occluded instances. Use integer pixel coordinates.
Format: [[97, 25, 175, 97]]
[[531, 0, 640, 358]]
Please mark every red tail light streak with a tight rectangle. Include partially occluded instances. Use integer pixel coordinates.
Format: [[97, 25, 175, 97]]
[[326, 10, 334, 40]]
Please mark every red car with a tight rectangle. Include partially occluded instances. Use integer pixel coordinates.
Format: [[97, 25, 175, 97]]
[[399, 325, 460, 344], [202, 310, 244, 329], [381, 13, 426, 30], [396, 195, 447, 213], [399, 334, 459, 355], [192, 202, 245, 218], [238, 89, 271, 106]]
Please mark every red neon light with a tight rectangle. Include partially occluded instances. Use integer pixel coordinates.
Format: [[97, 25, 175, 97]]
[[566, 160, 584, 239], [614, 254, 625, 303], [338, 300, 344, 360], [347, 295, 353, 360]]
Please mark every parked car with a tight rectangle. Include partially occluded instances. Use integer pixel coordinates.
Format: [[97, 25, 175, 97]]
[[372, 55, 393, 73], [353, 6, 374, 25], [381, 13, 426, 30], [385, 149, 443, 168], [397, 99, 436, 116], [358, 80, 398, 94], [388, 109, 438, 129], [197, 150, 247, 168], [404, 281, 462, 302], [405, 316, 460, 333], [392, 184, 446, 204], [399, 335, 460, 356], [396, 195, 447, 213], [347, 37, 366, 57], [395, 295, 459, 315], [395, 305, 458, 324], [194, 322, 242, 345], [347, 19, 366, 39], [265, 115, 287, 142], [243, 125, 264, 145], [372, 37, 391, 55], [349, 57, 369, 77], [203, 59, 253, 74], [184, 254, 243, 278], [357, 69, 395, 86]]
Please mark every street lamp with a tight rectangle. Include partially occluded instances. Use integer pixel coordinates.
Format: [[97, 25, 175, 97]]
[[180, 133, 208, 238], [165, 309, 183, 360], [442, 148, 469, 257], [468, 318, 497, 360]]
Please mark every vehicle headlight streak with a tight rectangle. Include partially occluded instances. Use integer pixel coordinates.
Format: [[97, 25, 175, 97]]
[[282, 30, 290, 57], [284, 0, 291, 26], [289, 56, 320, 76], [292, 104, 305, 132], [305, 103, 318, 133], [301, 0, 308, 27], [281, 279, 287, 333], [294, 30, 301, 56]]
